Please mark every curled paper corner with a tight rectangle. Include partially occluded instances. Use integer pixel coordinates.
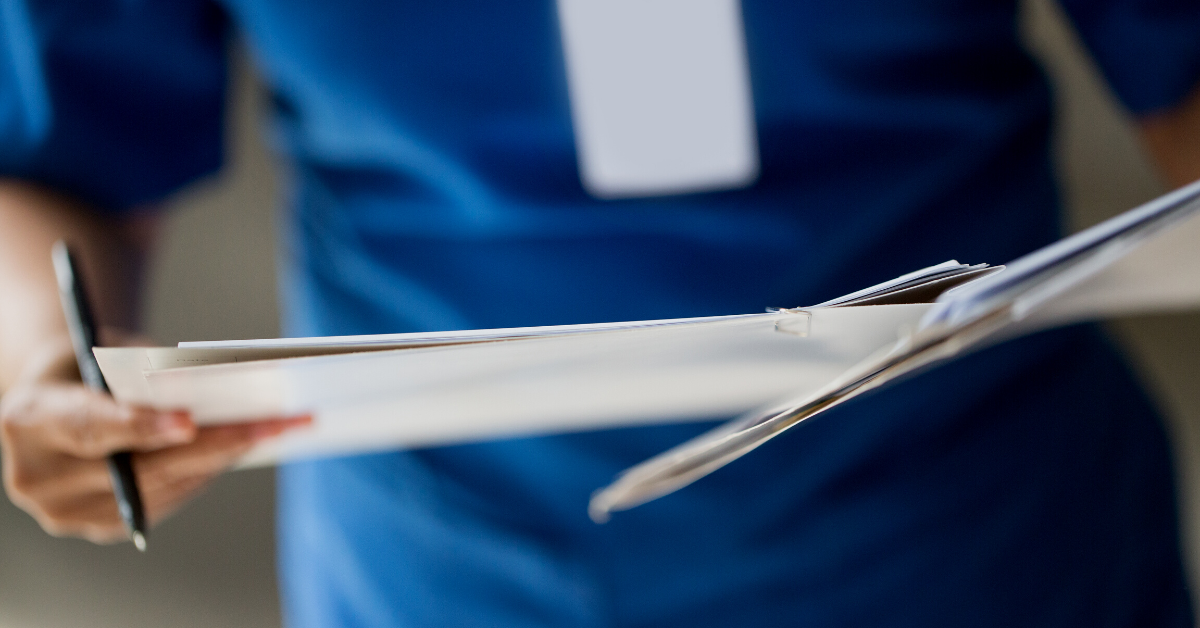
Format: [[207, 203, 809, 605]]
[[588, 494, 612, 524], [589, 474, 641, 524], [773, 309, 812, 337]]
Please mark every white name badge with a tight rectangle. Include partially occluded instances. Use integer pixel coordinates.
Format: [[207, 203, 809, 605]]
[[557, 0, 759, 199]]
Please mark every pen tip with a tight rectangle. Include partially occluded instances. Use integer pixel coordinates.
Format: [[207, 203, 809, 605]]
[[132, 531, 147, 552]]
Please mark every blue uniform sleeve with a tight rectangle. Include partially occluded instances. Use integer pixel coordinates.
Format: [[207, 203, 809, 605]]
[[1060, 0, 1200, 115], [0, 0, 228, 213]]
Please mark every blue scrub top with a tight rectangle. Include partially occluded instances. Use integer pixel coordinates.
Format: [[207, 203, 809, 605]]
[[4, 1, 1200, 625]]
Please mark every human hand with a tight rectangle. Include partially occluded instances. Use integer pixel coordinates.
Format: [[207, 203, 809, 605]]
[[0, 336, 310, 543]]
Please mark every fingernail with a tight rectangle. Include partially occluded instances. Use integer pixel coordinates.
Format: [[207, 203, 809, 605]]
[[250, 418, 311, 441], [155, 413, 193, 441], [249, 424, 285, 440]]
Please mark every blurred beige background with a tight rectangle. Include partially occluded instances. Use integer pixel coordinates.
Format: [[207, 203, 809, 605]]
[[2, 1, 1199, 625]]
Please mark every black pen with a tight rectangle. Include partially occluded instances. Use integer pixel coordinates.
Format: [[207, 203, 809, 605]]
[[51, 241, 147, 552]]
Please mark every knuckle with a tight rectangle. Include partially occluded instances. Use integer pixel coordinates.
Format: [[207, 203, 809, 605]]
[[37, 501, 72, 526], [56, 389, 107, 446], [35, 503, 111, 542], [138, 465, 175, 492], [0, 419, 16, 447], [0, 390, 35, 432], [81, 525, 124, 545], [0, 404, 14, 431], [0, 385, 117, 458], [39, 518, 71, 538], [129, 416, 156, 440], [64, 418, 110, 457], [114, 414, 145, 441], [4, 465, 40, 498], [23, 501, 68, 535], [39, 514, 87, 540]]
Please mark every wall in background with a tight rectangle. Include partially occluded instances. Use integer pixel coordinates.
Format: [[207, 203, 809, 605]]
[[2, 3, 1199, 626]]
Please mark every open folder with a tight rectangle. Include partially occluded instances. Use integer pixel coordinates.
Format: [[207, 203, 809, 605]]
[[95, 179, 1200, 520]]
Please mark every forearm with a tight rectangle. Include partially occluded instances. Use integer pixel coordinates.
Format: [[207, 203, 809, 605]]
[[0, 180, 154, 392], [1139, 84, 1200, 190]]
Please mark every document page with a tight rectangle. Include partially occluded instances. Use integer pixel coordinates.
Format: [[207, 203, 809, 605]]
[[95, 304, 934, 465], [591, 179, 1200, 519]]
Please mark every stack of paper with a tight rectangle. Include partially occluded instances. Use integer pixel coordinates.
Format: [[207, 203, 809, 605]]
[[97, 305, 939, 466], [590, 179, 1200, 519], [93, 179, 1200, 517]]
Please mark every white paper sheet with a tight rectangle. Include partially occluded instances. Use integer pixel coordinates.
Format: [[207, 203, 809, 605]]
[[95, 304, 932, 465], [1028, 201, 1200, 326], [590, 179, 1200, 519]]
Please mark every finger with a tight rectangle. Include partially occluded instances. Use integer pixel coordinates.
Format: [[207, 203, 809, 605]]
[[136, 417, 310, 493], [26, 416, 311, 500], [29, 463, 214, 543], [136, 428, 258, 492], [7, 415, 309, 544], [144, 474, 213, 526], [43, 469, 217, 544], [242, 414, 313, 438], [41, 423, 298, 540], [6, 454, 113, 505], [6, 386, 197, 458], [29, 489, 125, 543]]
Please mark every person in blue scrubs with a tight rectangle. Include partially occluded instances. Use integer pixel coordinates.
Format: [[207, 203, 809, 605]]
[[3, 1, 1200, 626]]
